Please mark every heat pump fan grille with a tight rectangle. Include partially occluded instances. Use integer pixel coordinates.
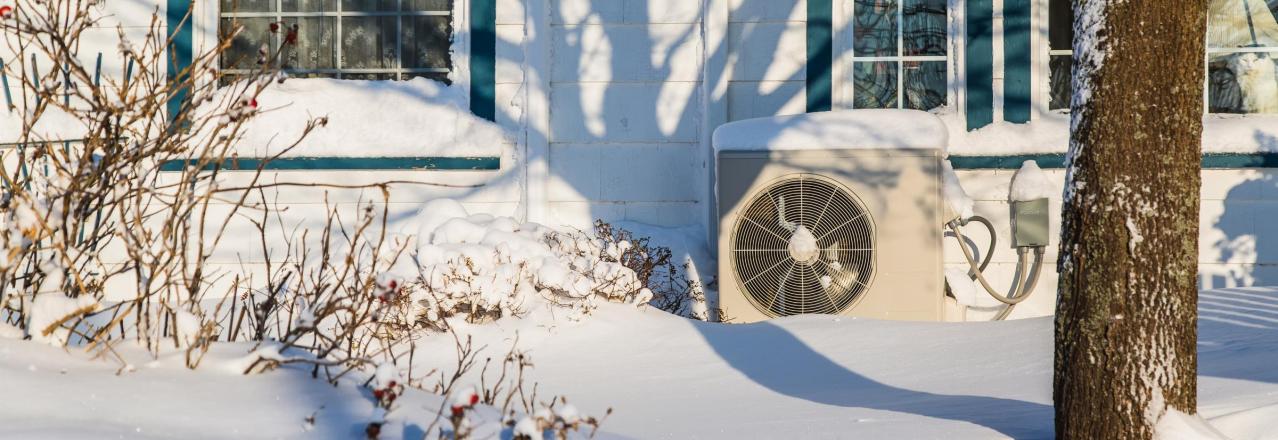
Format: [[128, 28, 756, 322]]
[[730, 174, 875, 317]]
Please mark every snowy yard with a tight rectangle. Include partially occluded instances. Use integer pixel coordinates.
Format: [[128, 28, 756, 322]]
[[3, 287, 1276, 439]]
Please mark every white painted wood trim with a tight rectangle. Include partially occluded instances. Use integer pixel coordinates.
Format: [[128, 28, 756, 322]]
[[522, 0, 550, 223], [991, 0, 1004, 122], [1032, 0, 1051, 120], [701, 0, 730, 246], [951, 0, 968, 125]]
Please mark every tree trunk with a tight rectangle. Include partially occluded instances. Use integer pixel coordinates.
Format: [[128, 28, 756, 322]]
[[1055, 1, 1208, 439]]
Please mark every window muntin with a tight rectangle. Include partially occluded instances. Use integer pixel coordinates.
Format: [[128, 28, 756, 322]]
[[1048, 0, 1278, 114], [851, 0, 948, 110], [218, 0, 452, 82]]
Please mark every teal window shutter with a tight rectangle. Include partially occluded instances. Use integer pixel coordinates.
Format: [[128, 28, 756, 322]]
[[470, 0, 497, 121], [167, 0, 193, 122], [807, 0, 833, 113], [1003, 0, 1031, 123], [965, 0, 993, 130]]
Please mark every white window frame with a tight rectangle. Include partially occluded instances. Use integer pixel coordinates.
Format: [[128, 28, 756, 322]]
[[833, 0, 955, 111]]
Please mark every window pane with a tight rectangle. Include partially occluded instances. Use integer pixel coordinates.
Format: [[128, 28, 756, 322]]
[[404, 0, 452, 11], [903, 0, 945, 56], [342, 0, 397, 11], [283, 17, 337, 70], [402, 16, 451, 69], [853, 61, 898, 108], [1208, 52, 1278, 113], [282, 0, 337, 12], [1049, 55, 1071, 110], [220, 0, 273, 13], [1207, 0, 1278, 48], [903, 61, 945, 110], [1048, 0, 1072, 51], [854, 0, 898, 57], [220, 18, 276, 71], [1209, 57, 1243, 113], [341, 17, 397, 69]]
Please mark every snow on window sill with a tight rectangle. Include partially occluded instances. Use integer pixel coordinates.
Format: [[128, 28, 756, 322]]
[[939, 109, 1278, 156]]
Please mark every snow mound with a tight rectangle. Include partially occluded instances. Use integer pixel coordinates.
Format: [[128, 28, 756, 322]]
[[1009, 160, 1055, 202], [198, 78, 509, 157], [405, 200, 650, 325], [27, 293, 97, 346], [0, 322, 23, 339], [713, 109, 947, 152], [1155, 408, 1230, 440], [1206, 402, 1278, 440]]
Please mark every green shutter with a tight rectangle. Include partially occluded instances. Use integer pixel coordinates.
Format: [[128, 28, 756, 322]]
[[806, 0, 833, 112], [965, 0, 994, 130], [166, 0, 193, 122], [1003, 0, 1031, 123], [470, 0, 497, 121]]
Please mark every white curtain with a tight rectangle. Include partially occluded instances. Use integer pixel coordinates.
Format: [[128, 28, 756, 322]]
[[1208, 0, 1278, 48]]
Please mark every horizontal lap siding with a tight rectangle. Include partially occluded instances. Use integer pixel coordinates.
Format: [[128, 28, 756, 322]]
[[545, 0, 705, 227], [947, 168, 1278, 319]]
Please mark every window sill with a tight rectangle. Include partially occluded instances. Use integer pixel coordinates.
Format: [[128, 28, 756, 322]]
[[158, 156, 501, 171], [940, 111, 1278, 156]]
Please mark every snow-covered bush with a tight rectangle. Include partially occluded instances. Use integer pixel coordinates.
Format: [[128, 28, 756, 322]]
[[0, 1, 394, 365], [395, 201, 709, 329]]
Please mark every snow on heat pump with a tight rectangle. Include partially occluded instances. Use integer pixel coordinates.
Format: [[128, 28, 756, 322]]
[[713, 110, 950, 323]]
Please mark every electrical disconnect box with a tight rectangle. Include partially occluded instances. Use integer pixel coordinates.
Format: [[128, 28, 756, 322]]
[[1011, 198, 1050, 248]]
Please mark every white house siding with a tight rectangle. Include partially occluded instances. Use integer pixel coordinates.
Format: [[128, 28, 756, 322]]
[[539, 0, 705, 229], [723, 0, 808, 122], [6, 1, 1278, 319]]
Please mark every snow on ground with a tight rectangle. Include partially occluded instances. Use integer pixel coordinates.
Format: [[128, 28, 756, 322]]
[[0, 338, 614, 440], [3, 288, 1278, 439]]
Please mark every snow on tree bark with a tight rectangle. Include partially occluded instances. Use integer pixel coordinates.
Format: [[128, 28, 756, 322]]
[[1055, 0, 1207, 438]]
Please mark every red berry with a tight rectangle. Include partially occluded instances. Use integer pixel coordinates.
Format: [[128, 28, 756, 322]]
[[373, 389, 385, 399], [269, 22, 279, 32], [0, 5, 13, 18], [388, 380, 397, 388], [451, 405, 464, 416], [469, 394, 479, 406]]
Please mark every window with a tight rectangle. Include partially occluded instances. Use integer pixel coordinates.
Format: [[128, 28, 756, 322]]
[[1048, 0, 1278, 114], [1047, 0, 1071, 110], [218, 0, 453, 82], [1207, 0, 1278, 114], [850, 0, 948, 110]]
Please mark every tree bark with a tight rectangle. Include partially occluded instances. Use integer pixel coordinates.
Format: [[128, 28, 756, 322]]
[[1055, 0, 1207, 439]]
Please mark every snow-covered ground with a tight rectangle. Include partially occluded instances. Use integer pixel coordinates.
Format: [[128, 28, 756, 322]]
[[3, 288, 1277, 439]]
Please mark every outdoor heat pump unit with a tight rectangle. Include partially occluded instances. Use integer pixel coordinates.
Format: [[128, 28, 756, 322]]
[[714, 110, 951, 323]]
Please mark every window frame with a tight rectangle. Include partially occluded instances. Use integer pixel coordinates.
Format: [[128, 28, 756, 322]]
[[1036, 0, 1278, 116], [833, 0, 956, 111], [202, 0, 473, 100]]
